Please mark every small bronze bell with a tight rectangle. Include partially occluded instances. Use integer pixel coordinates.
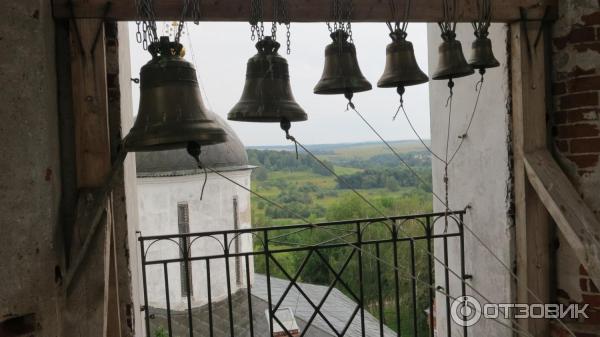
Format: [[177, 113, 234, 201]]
[[125, 37, 227, 152], [468, 34, 500, 72], [228, 37, 307, 123], [314, 30, 372, 97], [378, 30, 428, 89], [432, 32, 474, 81]]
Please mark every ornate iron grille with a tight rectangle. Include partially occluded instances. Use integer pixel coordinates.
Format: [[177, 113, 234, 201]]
[[139, 210, 468, 337]]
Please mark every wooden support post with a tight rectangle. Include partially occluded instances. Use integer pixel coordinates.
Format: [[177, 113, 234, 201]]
[[510, 20, 551, 337], [70, 19, 111, 188], [64, 18, 119, 337], [524, 150, 600, 289]]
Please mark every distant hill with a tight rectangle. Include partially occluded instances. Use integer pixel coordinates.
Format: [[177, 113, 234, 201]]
[[247, 139, 429, 161]]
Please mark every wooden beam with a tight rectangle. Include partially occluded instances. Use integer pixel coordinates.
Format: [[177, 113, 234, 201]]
[[70, 19, 111, 188], [524, 150, 600, 288], [510, 20, 551, 337], [64, 18, 116, 337], [53, 0, 555, 22]]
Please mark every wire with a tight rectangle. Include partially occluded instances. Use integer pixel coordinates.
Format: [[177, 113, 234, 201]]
[[381, 75, 577, 337], [185, 23, 214, 111], [305, 100, 567, 335], [283, 134, 538, 337], [350, 108, 447, 207], [448, 76, 483, 165], [200, 167, 208, 200], [200, 162, 534, 337], [443, 82, 455, 231], [446, 77, 576, 336], [399, 104, 446, 164]]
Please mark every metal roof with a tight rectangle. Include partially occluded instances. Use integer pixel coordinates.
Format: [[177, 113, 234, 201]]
[[136, 114, 249, 177], [148, 274, 396, 337]]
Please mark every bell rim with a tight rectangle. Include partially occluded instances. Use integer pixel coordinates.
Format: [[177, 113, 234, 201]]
[[468, 61, 500, 70], [124, 134, 228, 152], [227, 102, 308, 123], [124, 123, 228, 152], [313, 86, 372, 95], [313, 78, 373, 95], [431, 65, 475, 81], [227, 115, 308, 123], [468, 57, 501, 70], [377, 73, 429, 88]]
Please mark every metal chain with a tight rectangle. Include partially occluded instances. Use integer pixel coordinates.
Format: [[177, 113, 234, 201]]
[[280, 0, 291, 54], [472, 0, 492, 38], [135, 0, 159, 49], [174, 0, 190, 42], [190, 0, 201, 24], [250, 0, 265, 41], [271, 0, 278, 40], [326, 0, 354, 42], [346, 0, 354, 43], [250, 0, 257, 41]]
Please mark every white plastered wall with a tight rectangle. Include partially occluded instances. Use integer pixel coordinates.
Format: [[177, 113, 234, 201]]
[[428, 23, 514, 337], [137, 169, 253, 311]]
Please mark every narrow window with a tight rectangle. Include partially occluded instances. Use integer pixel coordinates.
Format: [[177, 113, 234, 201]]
[[233, 197, 242, 286], [178, 203, 193, 297]]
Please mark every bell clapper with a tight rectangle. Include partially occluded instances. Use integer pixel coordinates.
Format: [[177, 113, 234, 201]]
[[476, 68, 486, 91], [392, 86, 406, 120], [186, 141, 209, 200], [445, 79, 454, 107], [280, 118, 299, 159], [186, 141, 202, 164], [344, 91, 355, 111]]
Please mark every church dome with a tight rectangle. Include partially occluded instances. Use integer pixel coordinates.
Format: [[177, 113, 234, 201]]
[[136, 114, 249, 177]]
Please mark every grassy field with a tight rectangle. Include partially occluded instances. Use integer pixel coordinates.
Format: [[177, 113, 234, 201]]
[[249, 140, 433, 226], [248, 141, 434, 335]]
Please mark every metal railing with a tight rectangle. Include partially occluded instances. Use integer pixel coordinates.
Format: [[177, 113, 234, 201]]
[[139, 210, 467, 337]]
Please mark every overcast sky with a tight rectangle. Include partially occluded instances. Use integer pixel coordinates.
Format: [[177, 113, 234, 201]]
[[128, 22, 430, 146]]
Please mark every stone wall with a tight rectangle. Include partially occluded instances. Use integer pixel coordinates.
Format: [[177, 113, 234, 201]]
[[0, 0, 63, 335], [551, 0, 600, 336]]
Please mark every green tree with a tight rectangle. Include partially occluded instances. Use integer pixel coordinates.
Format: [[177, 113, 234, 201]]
[[253, 167, 268, 181], [385, 176, 401, 192]]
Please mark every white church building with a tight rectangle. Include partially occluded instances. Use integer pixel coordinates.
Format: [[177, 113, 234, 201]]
[[136, 115, 254, 310], [135, 117, 392, 337]]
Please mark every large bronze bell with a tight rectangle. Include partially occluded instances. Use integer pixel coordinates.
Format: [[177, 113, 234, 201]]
[[468, 34, 500, 72], [432, 32, 474, 81], [378, 30, 429, 89], [228, 37, 307, 123], [314, 30, 372, 97], [125, 37, 227, 152]]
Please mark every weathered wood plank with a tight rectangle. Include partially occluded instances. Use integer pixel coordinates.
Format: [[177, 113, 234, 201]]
[[70, 18, 111, 188], [510, 20, 551, 336], [525, 150, 600, 289], [53, 0, 555, 22], [65, 19, 116, 337], [105, 199, 123, 337]]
